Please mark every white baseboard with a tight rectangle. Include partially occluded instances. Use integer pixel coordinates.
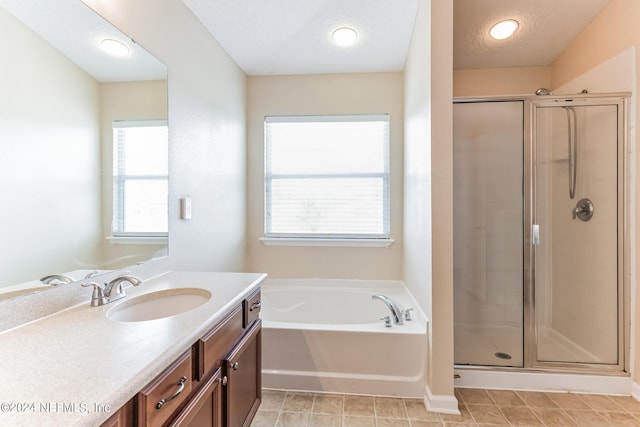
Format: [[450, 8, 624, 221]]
[[424, 384, 460, 414], [632, 382, 640, 401]]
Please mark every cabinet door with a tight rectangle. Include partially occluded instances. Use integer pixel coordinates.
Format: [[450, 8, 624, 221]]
[[223, 320, 262, 427], [169, 369, 222, 427]]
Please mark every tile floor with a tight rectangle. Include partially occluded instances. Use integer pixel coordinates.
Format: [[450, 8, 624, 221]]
[[250, 388, 640, 426]]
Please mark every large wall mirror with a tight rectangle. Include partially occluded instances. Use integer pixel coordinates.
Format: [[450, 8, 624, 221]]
[[0, 0, 168, 301]]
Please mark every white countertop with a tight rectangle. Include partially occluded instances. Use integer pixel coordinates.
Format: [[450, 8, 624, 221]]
[[0, 271, 266, 427]]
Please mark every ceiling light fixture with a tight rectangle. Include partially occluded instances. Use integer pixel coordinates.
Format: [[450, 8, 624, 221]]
[[332, 27, 358, 47], [489, 19, 519, 40], [100, 38, 130, 57]]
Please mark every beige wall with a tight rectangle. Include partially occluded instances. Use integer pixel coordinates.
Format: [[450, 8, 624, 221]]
[[453, 66, 550, 97], [550, 0, 640, 388], [83, 0, 248, 273], [404, 0, 456, 409], [246, 73, 404, 279], [0, 7, 102, 286], [99, 80, 169, 268]]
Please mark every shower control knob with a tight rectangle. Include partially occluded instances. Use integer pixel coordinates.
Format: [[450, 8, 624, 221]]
[[572, 198, 594, 222]]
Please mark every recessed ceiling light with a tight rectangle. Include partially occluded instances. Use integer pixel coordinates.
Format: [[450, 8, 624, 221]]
[[332, 27, 358, 47], [100, 38, 130, 57], [489, 19, 519, 40]]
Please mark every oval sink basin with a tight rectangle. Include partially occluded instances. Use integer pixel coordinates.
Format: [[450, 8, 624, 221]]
[[107, 288, 211, 322]]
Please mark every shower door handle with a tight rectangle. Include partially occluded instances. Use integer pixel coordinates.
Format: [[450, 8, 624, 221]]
[[532, 224, 540, 245]]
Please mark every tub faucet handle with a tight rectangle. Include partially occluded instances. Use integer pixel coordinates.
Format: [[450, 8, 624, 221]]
[[380, 316, 392, 328], [402, 308, 414, 321]]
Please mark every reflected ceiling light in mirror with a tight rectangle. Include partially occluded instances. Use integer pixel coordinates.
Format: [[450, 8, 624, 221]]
[[100, 38, 130, 57], [332, 27, 358, 47], [489, 19, 519, 40]]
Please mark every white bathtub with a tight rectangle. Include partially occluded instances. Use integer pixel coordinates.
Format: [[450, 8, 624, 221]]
[[260, 279, 427, 397]]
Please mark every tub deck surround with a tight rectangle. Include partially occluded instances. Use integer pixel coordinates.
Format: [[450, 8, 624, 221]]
[[260, 279, 428, 397], [0, 270, 266, 427]]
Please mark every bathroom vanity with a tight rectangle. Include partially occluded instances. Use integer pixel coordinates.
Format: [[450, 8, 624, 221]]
[[0, 271, 265, 427]]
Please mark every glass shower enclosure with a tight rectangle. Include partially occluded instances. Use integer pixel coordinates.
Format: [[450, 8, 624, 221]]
[[453, 94, 627, 372]]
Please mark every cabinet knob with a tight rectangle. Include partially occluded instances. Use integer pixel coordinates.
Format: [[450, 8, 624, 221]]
[[221, 376, 228, 386], [232, 362, 239, 370]]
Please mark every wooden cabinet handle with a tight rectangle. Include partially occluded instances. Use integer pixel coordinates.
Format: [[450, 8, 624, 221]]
[[156, 376, 187, 409], [231, 362, 239, 370], [249, 300, 261, 311]]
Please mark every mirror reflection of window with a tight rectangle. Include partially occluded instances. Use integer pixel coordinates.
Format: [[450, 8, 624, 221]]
[[112, 120, 168, 238]]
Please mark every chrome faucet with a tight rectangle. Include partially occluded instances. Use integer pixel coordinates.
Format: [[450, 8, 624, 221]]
[[40, 274, 74, 286], [82, 275, 142, 307], [372, 294, 404, 325]]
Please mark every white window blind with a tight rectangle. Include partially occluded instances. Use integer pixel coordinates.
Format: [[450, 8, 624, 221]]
[[264, 114, 390, 240], [112, 120, 168, 237]]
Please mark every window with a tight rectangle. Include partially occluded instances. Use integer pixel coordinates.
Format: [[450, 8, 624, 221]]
[[264, 114, 390, 244], [112, 120, 168, 239]]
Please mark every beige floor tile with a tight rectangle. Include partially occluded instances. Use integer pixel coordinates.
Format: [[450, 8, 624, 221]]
[[411, 421, 446, 427], [344, 395, 375, 417], [564, 409, 612, 426], [309, 413, 341, 427], [276, 411, 311, 427], [487, 389, 526, 406], [516, 391, 559, 409], [438, 404, 474, 424], [466, 404, 508, 425], [531, 407, 578, 426], [405, 399, 440, 421], [374, 396, 408, 419], [313, 394, 344, 415], [281, 392, 314, 412], [251, 410, 279, 427], [457, 388, 493, 405], [548, 393, 591, 410], [597, 410, 640, 426], [577, 393, 622, 411], [377, 418, 410, 427], [342, 415, 375, 427], [610, 395, 640, 413], [499, 406, 543, 426], [260, 390, 287, 411]]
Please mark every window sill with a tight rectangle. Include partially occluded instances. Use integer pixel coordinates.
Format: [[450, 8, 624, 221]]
[[260, 237, 395, 248], [107, 236, 168, 245]]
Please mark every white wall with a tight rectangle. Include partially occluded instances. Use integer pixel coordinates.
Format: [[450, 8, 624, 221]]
[[404, 0, 457, 412], [0, 7, 102, 286], [83, 0, 248, 273], [246, 73, 404, 279]]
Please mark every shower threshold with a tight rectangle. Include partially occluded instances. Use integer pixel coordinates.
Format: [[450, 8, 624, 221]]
[[454, 366, 632, 396]]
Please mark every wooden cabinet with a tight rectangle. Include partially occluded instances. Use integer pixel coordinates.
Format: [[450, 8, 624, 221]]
[[222, 320, 261, 427], [102, 287, 261, 427], [169, 369, 222, 427]]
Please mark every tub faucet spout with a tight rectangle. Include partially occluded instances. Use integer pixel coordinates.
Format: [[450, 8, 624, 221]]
[[372, 294, 404, 325]]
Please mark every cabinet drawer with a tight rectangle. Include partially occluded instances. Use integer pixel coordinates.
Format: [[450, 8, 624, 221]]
[[199, 306, 243, 379], [243, 289, 261, 329], [138, 350, 193, 427]]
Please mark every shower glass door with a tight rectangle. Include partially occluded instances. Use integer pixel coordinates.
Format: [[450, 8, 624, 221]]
[[531, 99, 624, 367], [453, 101, 524, 367]]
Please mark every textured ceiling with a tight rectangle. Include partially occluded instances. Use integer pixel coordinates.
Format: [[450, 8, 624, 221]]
[[0, 0, 166, 82], [454, 0, 610, 70], [182, 0, 420, 76], [185, 0, 611, 75]]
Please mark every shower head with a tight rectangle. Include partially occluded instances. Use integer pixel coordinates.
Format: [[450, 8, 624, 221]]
[[535, 88, 552, 96]]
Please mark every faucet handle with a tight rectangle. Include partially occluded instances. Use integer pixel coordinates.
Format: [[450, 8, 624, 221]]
[[82, 282, 107, 307], [402, 308, 414, 321], [380, 316, 392, 328]]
